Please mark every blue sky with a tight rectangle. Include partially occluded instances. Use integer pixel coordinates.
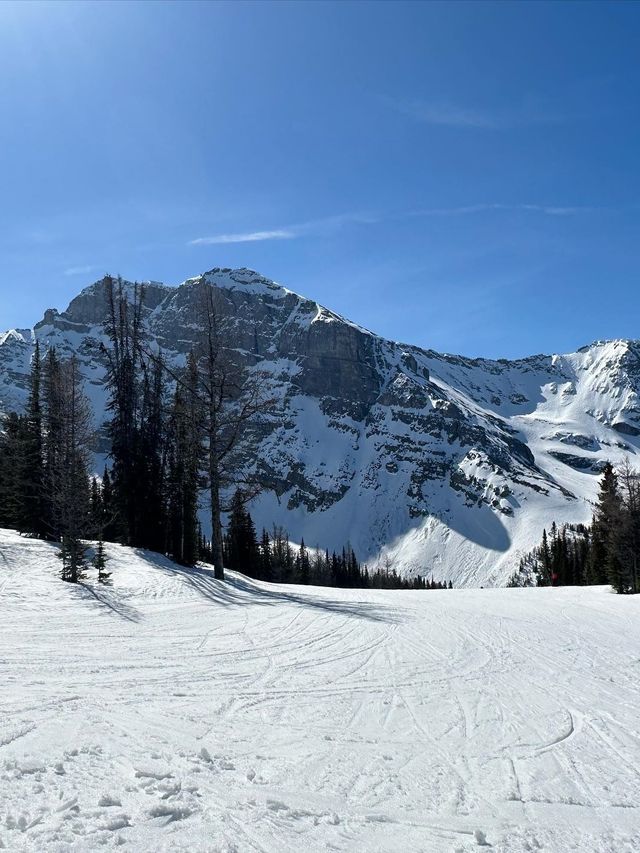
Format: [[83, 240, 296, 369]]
[[0, 0, 639, 358]]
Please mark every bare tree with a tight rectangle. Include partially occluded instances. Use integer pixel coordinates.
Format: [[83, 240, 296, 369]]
[[101, 278, 275, 578], [615, 457, 640, 594], [45, 354, 94, 581], [194, 287, 275, 579]]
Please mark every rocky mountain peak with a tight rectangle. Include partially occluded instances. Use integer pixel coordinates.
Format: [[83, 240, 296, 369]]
[[2, 267, 640, 587]]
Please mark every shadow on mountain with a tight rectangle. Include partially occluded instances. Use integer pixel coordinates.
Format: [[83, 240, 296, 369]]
[[138, 553, 404, 625], [442, 501, 511, 552]]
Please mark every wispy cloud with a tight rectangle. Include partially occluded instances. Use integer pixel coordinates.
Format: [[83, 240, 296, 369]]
[[63, 264, 95, 276], [189, 229, 295, 246], [188, 212, 376, 247], [409, 203, 599, 218], [188, 204, 597, 249], [391, 97, 567, 130], [397, 101, 502, 129]]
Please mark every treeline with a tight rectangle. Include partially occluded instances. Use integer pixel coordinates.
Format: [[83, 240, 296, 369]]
[[511, 461, 639, 594], [217, 489, 452, 590]]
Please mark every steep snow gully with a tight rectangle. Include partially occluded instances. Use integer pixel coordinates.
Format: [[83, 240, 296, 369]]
[[1, 529, 639, 852]]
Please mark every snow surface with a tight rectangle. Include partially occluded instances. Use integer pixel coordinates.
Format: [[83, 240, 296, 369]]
[[1, 528, 639, 852]]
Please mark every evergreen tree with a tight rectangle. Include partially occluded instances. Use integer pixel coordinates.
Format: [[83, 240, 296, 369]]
[[520, 462, 640, 594], [89, 476, 102, 532], [166, 353, 203, 566], [94, 538, 111, 584], [539, 528, 551, 585], [297, 539, 310, 584], [259, 528, 273, 581], [138, 354, 167, 553], [102, 276, 146, 546], [226, 489, 259, 575], [18, 341, 46, 536], [101, 467, 117, 541], [611, 458, 640, 594], [59, 534, 88, 584], [52, 357, 93, 579], [587, 463, 620, 585], [0, 412, 24, 529]]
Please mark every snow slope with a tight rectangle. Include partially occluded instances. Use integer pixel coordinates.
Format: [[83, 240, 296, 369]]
[[1, 528, 639, 852]]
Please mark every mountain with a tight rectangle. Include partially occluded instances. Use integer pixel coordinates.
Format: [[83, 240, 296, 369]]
[[1, 267, 639, 586]]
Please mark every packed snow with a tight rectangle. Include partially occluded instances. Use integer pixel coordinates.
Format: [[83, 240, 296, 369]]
[[1, 528, 639, 852]]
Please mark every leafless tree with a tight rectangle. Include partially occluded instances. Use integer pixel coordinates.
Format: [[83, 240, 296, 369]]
[[616, 456, 640, 594], [194, 287, 276, 579], [44, 353, 94, 581]]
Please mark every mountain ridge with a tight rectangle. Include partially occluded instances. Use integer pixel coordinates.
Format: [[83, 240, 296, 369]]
[[2, 267, 639, 586]]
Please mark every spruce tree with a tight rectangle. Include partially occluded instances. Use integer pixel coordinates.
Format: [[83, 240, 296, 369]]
[[18, 341, 46, 537], [59, 534, 88, 584], [102, 276, 145, 546], [226, 489, 259, 575], [94, 538, 111, 584], [611, 458, 640, 594], [0, 412, 24, 529], [101, 467, 117, 541], [259, 529, 273, 581], [166, 353, 203, 566]]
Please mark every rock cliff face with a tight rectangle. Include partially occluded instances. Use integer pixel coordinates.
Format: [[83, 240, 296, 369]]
[[2, 267, 640, 586]]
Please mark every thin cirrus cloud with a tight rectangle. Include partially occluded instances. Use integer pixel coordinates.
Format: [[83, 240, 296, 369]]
[[188, 205, 597, 248], [391, 97, 568, 130], [410, 203, 599, 217], [63, 264, 95, 276], [189, 229, 295, 246], [188, 212, 377, 247]]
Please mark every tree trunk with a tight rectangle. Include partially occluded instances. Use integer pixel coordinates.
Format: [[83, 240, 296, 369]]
[[209, 441, 225, 580]]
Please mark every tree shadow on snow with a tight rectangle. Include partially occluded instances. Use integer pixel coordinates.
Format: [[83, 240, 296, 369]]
[[74, 581, 143, 623], [137, 555, 404, 625]]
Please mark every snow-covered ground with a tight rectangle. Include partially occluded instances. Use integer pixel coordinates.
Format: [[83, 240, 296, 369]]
[[1, 528, 639, 852]]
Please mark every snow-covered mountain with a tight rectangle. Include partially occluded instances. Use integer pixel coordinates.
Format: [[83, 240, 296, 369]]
[[2, 267, 640, 586]]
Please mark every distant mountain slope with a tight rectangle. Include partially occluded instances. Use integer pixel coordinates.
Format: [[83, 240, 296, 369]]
[[2, 267, 639, 586]]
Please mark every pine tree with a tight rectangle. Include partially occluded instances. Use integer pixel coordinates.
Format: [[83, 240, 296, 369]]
[[298, 539, 310, 584], [18, 341, 46, 537], [166, 353, 203, 566], [226, 489, 259, 575], [0, 412, 24, 529], [611, 458, 640, 594], [138, 354, 167, 553], [539, 528, 551, 585], [89, 477, 103, 533], [40, 354, 94, 581], [59, 534, 88, 584], [101, 467, 117, 541], [94, 538, 111, 584], [102, 276, 145, 546], [593, 463, 625, 592], [259, 528, 273, 581]]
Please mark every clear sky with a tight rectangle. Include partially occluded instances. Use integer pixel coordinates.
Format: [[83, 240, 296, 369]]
[[1, 0, 639, 359]]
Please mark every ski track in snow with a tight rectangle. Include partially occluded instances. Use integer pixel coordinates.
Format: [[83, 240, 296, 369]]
[[1, 529, 640, 852]]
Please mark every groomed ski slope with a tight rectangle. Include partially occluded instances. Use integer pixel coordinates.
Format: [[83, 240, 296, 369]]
[[1, 528, 639, 853]]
